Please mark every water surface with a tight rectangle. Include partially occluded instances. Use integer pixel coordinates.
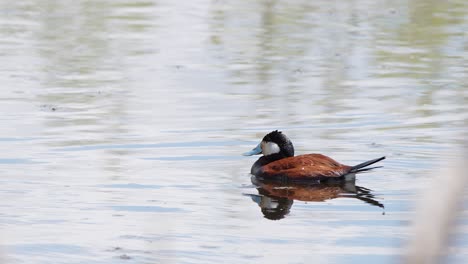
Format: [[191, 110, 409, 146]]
[[0, 0, 467, 263]]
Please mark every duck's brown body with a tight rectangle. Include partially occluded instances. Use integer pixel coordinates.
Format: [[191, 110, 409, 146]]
[[263, 154, 352, 178], [253, 154, 352, 180]]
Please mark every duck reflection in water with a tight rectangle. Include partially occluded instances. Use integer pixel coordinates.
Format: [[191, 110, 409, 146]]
[[247, 176, 384, 220]]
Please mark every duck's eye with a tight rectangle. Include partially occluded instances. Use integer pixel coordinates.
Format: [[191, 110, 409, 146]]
[[262, 142, 280, 155]]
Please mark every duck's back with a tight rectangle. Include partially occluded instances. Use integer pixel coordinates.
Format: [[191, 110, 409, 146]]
[[259, 154, 352, 180]]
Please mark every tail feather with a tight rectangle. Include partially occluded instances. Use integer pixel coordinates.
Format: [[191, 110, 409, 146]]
[[350, 156, 385, 173]]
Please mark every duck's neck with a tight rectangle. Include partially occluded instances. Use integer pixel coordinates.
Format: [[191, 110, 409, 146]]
[[251, 153, 287, 176]]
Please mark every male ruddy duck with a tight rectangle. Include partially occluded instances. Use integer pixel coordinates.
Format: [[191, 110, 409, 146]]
[[243, 130, 385, 182]]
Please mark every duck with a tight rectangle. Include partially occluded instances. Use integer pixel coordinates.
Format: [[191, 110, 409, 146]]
[[243, 130, 385, 182]]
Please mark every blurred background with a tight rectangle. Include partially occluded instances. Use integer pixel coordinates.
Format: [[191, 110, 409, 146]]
[[0, 0, 467, 263]]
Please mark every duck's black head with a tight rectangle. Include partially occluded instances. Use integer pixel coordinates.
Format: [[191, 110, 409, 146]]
[[262, 130, 294, 157], [243, 130, 294, 157]]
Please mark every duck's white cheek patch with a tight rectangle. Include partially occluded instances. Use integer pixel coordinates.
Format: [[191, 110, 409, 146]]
[[263, 142, 280, 155]]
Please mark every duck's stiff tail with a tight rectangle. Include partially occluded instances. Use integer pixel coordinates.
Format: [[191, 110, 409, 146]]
[[350, 156, 386, 173]]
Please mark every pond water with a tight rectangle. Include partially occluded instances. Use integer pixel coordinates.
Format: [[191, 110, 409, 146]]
[[0, 0, 467, 263]]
